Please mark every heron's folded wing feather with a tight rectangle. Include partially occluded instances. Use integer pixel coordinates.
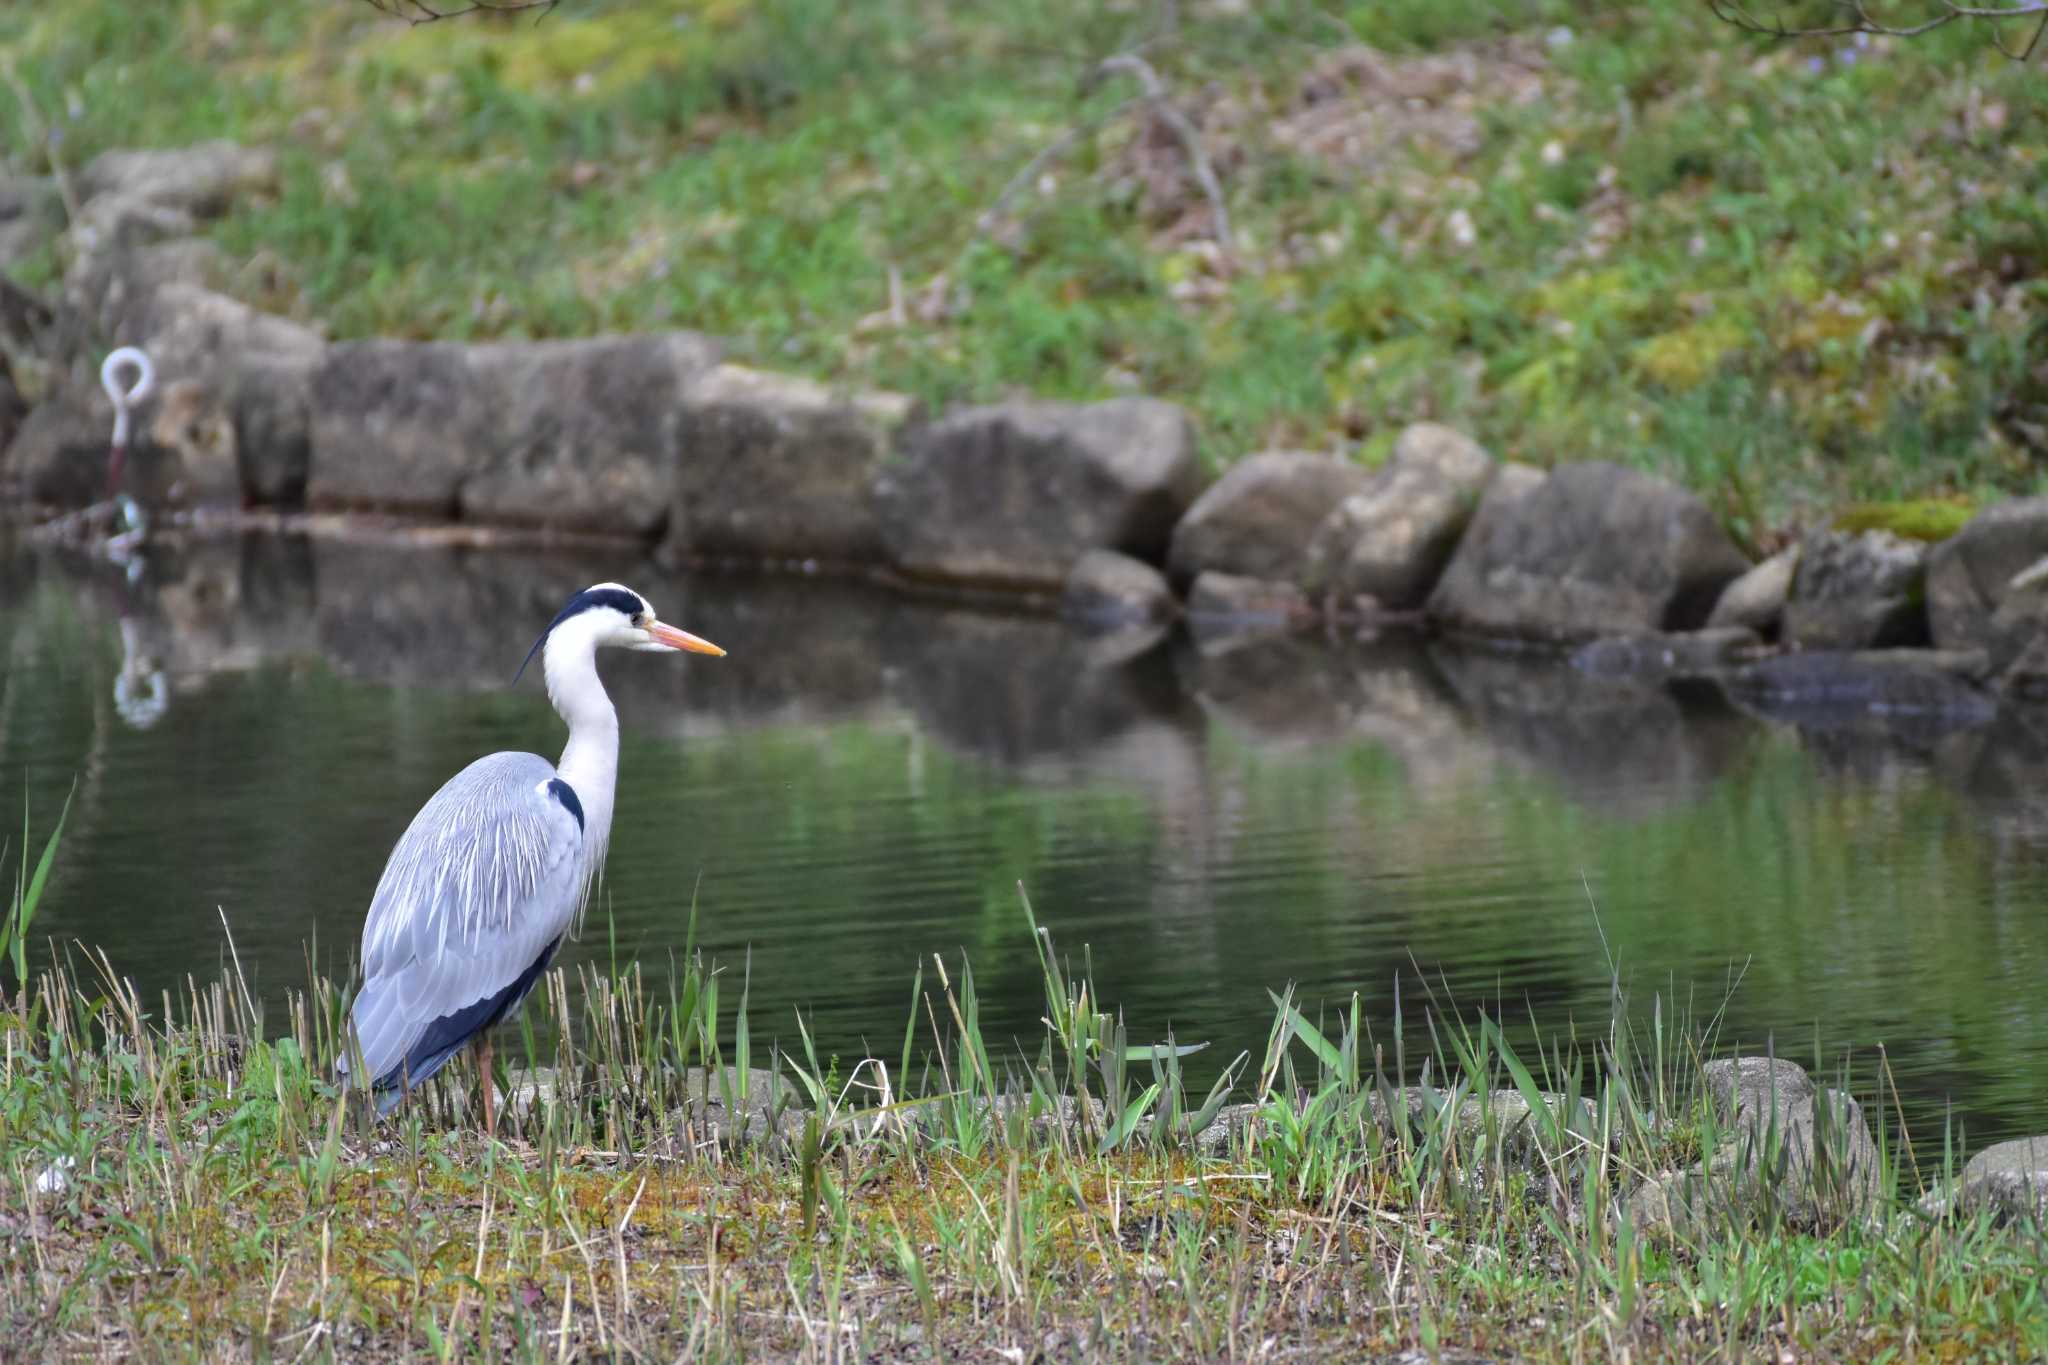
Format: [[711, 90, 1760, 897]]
[[348, 752, 584, 1083]]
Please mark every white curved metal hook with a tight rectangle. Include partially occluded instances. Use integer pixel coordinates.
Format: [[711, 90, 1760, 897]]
[[100, 346, 156, 449]]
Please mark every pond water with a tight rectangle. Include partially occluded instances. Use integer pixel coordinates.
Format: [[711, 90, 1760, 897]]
[[3, 530, 2047, 1145]]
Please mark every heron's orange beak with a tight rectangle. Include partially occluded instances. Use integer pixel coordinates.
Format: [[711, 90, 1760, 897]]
[[647, 621, 726, 657]]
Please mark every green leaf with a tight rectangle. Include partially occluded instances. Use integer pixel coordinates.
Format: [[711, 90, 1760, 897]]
[[1122, 1041, 1209, 1063], [1098, 1081, 1162, 1154], [11, 782, 72, 989], [1267, 990, 1342, 1074]]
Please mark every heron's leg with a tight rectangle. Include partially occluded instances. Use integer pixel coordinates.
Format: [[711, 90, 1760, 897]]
[[476, 1033, 497, 1140]]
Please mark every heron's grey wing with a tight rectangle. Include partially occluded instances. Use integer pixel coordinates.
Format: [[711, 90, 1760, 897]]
[[345, 752, 586, 1093]]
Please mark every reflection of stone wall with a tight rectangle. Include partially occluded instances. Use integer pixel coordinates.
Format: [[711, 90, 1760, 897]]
[[19, 528, 2048, 854], [1428, 642, 1754, 815]]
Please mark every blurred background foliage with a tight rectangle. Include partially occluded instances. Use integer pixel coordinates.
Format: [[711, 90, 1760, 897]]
[[3, 0, 2045, 539]]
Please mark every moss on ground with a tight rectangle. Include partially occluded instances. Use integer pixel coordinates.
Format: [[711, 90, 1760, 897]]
[[2, 931, 2045, 1361], [1832, 497, 1978, 541]]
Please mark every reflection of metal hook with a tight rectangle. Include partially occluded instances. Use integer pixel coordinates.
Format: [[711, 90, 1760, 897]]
[[107, 497, 147, 576], [113, 617, 168, 730]]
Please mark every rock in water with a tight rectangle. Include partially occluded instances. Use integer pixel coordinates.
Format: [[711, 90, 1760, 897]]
[[1428, 461, 1749, 643], [1301, 422, 1496, 608], [668, 365, 914, 567], [1707, 545, 1798, 636], [1926, 496, 2048, 673], [308, 341, 478, 517], [1782, 529, 1929, 650], [1185, 571, 1314, 628], [1944, 1135, 2048, 1224], [1627, 1057, 1882, 1235], [311, 333, 721, 535], [875, 398, 1200, 591], [1062, 549, 1178, 628], [78, 141, 279, 218], [1167, 451, 1372, 584]]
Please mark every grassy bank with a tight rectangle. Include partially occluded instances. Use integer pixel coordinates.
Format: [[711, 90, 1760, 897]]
[[4, 1, 2047, 541], [2, 885, 2044, 1360]]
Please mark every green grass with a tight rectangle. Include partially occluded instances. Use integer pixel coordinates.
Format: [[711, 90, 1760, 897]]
[[4, 0, 2047, 538], [1, 871, 2043, 1359]]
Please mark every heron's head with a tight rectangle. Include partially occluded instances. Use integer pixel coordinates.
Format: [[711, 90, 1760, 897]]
[[514, 582, 724, 684]]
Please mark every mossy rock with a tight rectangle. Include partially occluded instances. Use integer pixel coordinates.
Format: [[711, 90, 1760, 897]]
[[1831, 499, 1975, 543]]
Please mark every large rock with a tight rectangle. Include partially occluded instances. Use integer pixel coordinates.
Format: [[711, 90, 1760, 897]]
[[119, 281, 324, 505], [1427, 461, 1750, 643], [1300, 422, 1496, 607], [1926, 497, 2048, 671], [1168, 451, 1371, 584], [1062, 548, 1177, 628], [69, 236, 228, 329], [0, 353, 22, 463], [1782, 529, 1928, 650], [310, 333, 720, 533], [1629, 1057, 1882, 1234], [147, 379, 239, 503], [1708, 544, 1798, 636], [69, 142, 278, 263], [308, 341, 480, 516], [77, 141, 279, 220], [465, 335, 722, 536], [668, 364, 913, 566], [1185, 571, 1314, 632], [7, 389, 181, 506], [2002, 631, 2048, 701], [1946, 1134, 2048, 1224], [53, 239, 325, 506], [875, 398, 1200, 591]]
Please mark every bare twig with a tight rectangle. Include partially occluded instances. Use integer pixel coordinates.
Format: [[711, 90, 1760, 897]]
[[974, 98, 1141, 241], [362, 0, 558, 25], [953, 0, 1233, 292], [1708, 0, 2048, 57], [1094, 52, 1233, 252]]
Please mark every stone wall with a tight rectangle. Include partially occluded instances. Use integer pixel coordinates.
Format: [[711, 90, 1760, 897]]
[[7, 139, 2048, 717]]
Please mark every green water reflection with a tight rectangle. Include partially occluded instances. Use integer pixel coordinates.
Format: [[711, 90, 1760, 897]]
[[2, 535, 2044, 1144]]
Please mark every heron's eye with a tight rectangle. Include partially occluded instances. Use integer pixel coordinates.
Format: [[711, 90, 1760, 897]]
[[630, 612, 646, 628]]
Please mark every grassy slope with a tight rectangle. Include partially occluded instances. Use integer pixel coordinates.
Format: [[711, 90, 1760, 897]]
[[3, 1, 2046, 542]]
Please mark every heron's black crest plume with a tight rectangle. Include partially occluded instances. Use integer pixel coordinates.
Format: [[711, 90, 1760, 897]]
[[512, 586, 648, 685]]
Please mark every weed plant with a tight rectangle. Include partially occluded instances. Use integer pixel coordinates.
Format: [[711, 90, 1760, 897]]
[[0, 853, 2042, 1359]]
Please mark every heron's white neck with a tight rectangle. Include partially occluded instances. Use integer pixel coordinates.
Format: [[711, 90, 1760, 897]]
[[542, 624, 619, 867]]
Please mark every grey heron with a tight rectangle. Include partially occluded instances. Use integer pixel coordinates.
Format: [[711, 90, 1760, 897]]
[[341, 582, 725, 1135]]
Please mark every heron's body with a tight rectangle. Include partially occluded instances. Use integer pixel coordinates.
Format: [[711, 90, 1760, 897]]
[[341, 583, 723, 1128], [348, 752, 588, 1109]]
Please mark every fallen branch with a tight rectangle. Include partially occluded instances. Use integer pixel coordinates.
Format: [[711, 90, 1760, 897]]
[[971, 98, 1142, 243], [1094, 52, 1233, 253], [361, 0, 559, 25], [1708, 0, 2048, 59], [959, 0, 1233, 276]]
